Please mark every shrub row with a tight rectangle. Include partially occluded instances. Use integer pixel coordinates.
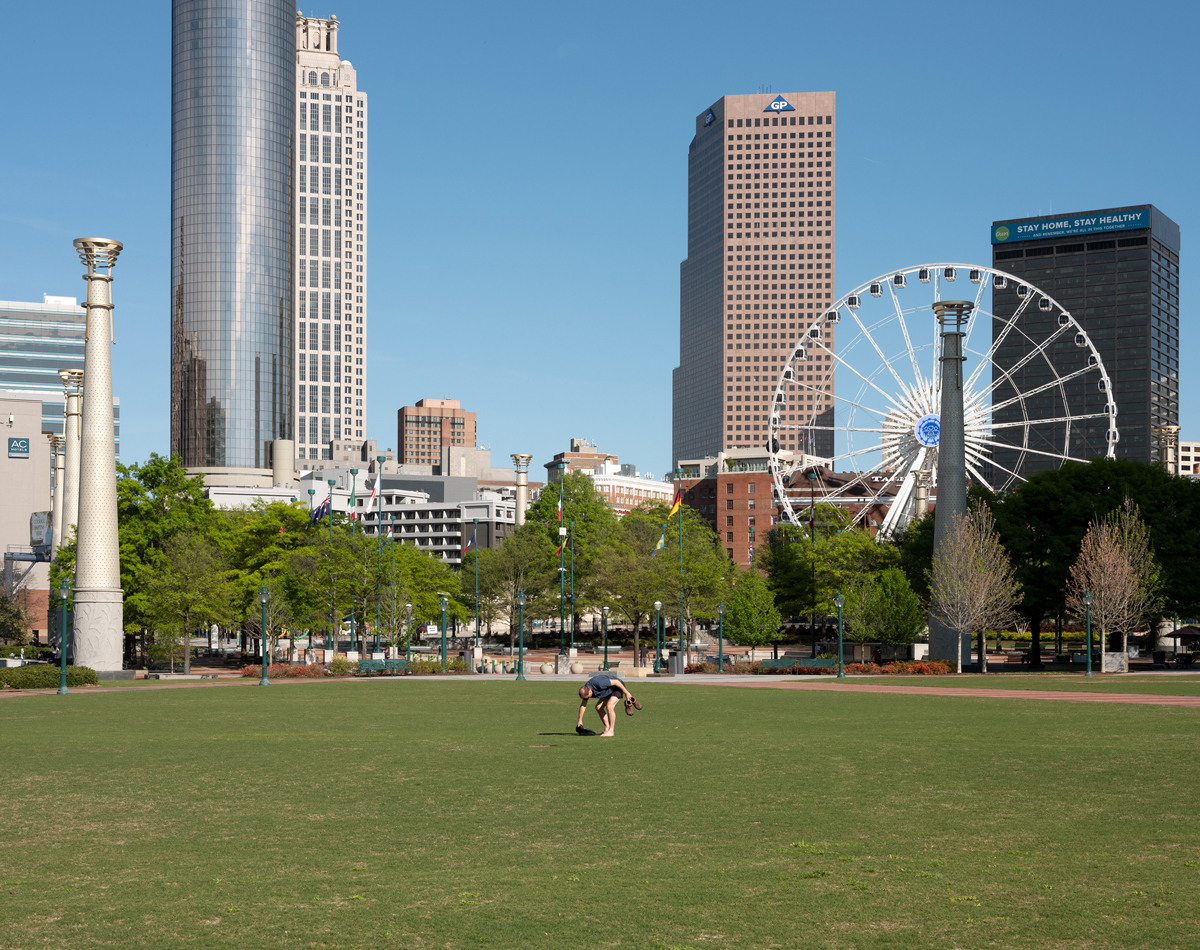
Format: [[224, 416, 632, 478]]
[[841, 659, 956, 675], [240, 663, 327, 678], [0, 665, 99, 689]]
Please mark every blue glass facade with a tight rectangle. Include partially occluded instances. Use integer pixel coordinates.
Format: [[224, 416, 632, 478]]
[[0, 298, 120, 458], [170, 0, 294, 469]]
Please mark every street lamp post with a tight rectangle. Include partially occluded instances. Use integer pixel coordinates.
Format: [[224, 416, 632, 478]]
[[1084, 590, 1094, 678], [717, 601, 725, 674], [557, 462, 566, 655], [327, 477, 337, 652], [308, 487, 315, 513], [569, 521, 576, 651], [654, 600, 662, 673], [349, 468, 359, 535], [602, 605, 610, 671], [258, 585, 270, 686], [404, 603, 413, 662], [473, 517, 480, 650], [516, 590, 527, 681], [674, 468, 685, 669], [57, 579, 71, 695], [439, 596, 449, 672], [834, 590, 845, 679], [806, 469, 818, 659]]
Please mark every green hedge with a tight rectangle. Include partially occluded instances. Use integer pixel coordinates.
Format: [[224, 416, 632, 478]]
[[0, 665, 99, 689], [0, 645, 51, 659]]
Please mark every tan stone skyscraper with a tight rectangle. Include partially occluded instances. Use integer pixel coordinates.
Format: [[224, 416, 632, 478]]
[[672, 92, 837, 464], [294, 14, 369, 463]]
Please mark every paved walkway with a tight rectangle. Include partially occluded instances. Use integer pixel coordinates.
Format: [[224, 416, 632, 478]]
[[715, 680, 1200, 707], [4, 672, 1200, 707]]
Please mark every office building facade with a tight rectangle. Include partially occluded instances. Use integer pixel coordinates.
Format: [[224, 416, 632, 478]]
[[990, 205, 1179, 472], [398, 399, 476, 466], [672, 92, 837, 466], [0, 295, 120, 454], [294, 14, 368, 461], [170, 0, 295, 472]]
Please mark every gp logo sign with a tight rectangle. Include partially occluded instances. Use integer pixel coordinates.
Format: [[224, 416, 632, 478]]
[[8, 436, 30, 459], [763, 95, 795, 113]]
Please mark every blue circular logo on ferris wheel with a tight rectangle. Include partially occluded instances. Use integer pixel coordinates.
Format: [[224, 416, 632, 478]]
[[915, 414, 941, 447]]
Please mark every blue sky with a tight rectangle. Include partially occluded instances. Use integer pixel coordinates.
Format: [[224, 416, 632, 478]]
[[4, 0, 1197, 479]]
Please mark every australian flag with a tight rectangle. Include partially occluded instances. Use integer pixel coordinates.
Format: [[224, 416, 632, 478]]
[[309, 496, 332, 525]]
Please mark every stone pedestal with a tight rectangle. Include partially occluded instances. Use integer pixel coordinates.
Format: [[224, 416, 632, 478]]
[[1102, 652, 1129, 674], [554, 654, 572, 674]]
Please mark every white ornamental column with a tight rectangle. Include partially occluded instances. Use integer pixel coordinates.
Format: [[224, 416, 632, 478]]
[[72, 238, 124, 673], [58, 369, 84, 544], [48, 434, 65, 555], [511, 454, 532, 527]]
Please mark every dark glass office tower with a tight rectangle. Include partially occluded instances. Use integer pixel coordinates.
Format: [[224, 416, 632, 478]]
[[170, 0, 294, 470], [990, 205, 1179, 475]]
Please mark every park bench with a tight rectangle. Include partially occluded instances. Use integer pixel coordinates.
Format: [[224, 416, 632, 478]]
[[356, 658, 410, 677], [758, 657, 837, 671], [1176, 653, 1196, 669]]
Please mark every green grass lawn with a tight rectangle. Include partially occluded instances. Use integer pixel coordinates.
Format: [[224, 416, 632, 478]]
[[2, 680, 1198, 949]]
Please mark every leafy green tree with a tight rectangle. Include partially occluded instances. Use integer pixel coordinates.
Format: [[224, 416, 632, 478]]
[[470, 526, 555, 650], [724, 566, 782, 651], [224, 501, 317, 635], [840, 567, 924, 654], [52, 453, 223, 638], [635, 501, 728, 648], [594, 508, 668, 664], [764, 524, 899, 620], [987, 458, 1200, 662], [144, 530, 237, 673], [524, 471, 619, 629]]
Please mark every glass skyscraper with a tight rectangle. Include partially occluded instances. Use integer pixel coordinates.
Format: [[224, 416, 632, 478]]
[[170, 0, 295, 470], [990, 205, 1179, 473]]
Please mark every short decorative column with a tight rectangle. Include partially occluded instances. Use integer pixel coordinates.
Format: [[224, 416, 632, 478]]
[[58, 369, 84, 544]]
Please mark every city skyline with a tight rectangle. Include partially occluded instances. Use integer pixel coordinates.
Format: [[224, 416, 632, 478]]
[[3, 0, 1197, 479]]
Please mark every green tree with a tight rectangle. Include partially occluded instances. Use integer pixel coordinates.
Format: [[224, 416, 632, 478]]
[[51, 453, 223, 638], [987, 458, 1200, 662], [524, 471, 619, 630], [594, 508, 667, 664], [144, 530, 237, 673], [724, 566, 782, 652], [840, 567, 924, 655], [471, 527, 555, 650]]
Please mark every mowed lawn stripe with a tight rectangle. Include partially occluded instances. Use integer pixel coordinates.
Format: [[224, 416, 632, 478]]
[[1, 681, 1197, 949]]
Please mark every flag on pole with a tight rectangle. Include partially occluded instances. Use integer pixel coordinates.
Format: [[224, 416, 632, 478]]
[[363, 477, 380, 521], [651, 532, 666, 558], [465, 526, 476, 553], [386, 525, 394, 539], [309, 495, 332, 525], [668, 491, 682, 519]]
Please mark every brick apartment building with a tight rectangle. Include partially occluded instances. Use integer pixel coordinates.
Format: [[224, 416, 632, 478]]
[[397, 398, 476, 466], [544, 438, 615, 483]]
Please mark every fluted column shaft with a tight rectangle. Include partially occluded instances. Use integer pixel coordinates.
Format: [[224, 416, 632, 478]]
[[72, 239, 124, 672]]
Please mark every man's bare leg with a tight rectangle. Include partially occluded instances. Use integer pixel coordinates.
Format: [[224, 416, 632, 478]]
[[599, 696, 619, 736]]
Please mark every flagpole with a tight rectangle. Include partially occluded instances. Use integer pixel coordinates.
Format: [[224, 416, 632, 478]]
[[473, 517, 480, 651], [557, 463, 566, 657], [676, 470, 685, 669], [569, 521, 575, 653]]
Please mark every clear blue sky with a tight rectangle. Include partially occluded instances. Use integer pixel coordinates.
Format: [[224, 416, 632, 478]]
[[4, 0, 1197, 478]]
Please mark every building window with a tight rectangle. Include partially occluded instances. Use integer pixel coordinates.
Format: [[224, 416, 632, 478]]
[[321, 72, 329, 87], [726, 482, 733, 494]]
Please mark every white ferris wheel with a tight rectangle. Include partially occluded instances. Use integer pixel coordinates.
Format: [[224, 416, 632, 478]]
[[767, 263, 1119, 535]]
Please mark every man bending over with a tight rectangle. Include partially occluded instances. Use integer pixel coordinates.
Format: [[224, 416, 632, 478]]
[[576, 673, 641, 737]]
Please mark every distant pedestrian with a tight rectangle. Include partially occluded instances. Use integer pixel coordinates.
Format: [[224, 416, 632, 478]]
[[639, 644, 649, 668]]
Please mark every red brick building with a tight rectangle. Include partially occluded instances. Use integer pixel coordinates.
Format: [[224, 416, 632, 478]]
[[397, 398, 476, 466]]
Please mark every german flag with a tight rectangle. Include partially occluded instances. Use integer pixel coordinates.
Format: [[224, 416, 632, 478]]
[[668, 492, 682, 519]]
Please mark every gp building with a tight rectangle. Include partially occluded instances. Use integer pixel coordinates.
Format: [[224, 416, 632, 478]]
[[990, 205, 1179, 473]]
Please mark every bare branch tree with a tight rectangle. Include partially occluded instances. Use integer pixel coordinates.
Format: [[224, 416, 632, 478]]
[[930, 500, 1022, 672], [1067, 497, 1161, 654]]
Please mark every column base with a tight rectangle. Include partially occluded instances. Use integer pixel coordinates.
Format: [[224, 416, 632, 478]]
[[72, 587, 124, 672]]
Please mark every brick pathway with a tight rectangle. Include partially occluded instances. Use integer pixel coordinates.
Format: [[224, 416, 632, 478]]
[[716, 680, 1200, 707]]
